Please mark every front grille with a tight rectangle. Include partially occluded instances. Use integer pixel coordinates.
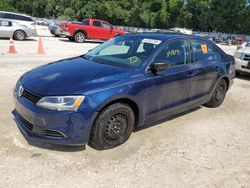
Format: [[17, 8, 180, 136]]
[[18, 115, 66, 139], [22, 89, 42, 104], [243, 54, 250, 61]]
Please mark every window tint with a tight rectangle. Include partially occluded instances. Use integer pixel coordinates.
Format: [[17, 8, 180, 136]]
[[154, 40, 191, 67], [16, 15, 33, 21], [3, 13, 33, 21], [93, 21, 101, 27], [82, 19, 89, 26], [192, 40, 221, 62], [3, 13, 15, 19], [102, 22, 111, 29], [0, 13, 4, 18]]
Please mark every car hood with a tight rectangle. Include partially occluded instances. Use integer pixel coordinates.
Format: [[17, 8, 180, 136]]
[[237, 46, 250, 54], [20, 57, 132, 96]]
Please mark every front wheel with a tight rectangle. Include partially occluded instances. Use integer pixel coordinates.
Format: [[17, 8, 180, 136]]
[[14, 30, 26, 41], [89, 103, 135, 150], [74, 32, 85, 43], [206, 79, 227, 108]]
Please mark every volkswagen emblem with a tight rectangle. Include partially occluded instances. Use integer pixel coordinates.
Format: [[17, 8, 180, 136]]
[[18, 85, 24, 97]]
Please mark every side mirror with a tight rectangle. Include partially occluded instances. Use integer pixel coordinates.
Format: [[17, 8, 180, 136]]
[[149, 62, 170, 73]]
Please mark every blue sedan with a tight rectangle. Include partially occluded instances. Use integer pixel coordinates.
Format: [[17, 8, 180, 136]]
[[13, 33, 235, 150]]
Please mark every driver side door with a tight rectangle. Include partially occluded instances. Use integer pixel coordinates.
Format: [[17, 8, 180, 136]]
[[144, 39, 195, 123]]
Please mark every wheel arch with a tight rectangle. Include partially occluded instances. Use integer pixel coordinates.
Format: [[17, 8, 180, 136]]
[[221, 76, 230, 91], [96, 97, 141, 128], [74, 29, 87, 38], [14, 29, 27, 38]]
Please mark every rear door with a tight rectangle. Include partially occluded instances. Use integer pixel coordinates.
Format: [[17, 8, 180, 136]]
[[91, 20, 103, 39], [188, 39, 222, 101]]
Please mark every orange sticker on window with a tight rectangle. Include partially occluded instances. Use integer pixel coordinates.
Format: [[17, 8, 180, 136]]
[[201, 44, 208, 54]]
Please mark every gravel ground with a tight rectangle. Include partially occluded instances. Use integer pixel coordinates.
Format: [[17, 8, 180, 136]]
[[0, 26, 250, 188]]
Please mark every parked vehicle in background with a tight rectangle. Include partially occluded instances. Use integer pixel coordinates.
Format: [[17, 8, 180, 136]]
[[0, 11, 35, 29], [0, 19, 37, 40], [236, 37, 246, 45], [234, 41, 250, 75], [237, 41, 250, 50], [61, 18, 125, 43], [169, 27, 194, 35], [49, 21, 82, 37], [49, 21, 66, 37], [13, 33, 235, 150]]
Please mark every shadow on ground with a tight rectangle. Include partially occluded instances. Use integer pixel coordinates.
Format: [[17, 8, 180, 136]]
[[59, 38, 103, 44]]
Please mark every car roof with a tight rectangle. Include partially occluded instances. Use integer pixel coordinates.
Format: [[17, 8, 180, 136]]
[[0, 11, 32, 18], [122, 33, 193, 41]]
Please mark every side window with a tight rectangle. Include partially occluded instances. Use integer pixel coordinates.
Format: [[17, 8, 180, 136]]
[[154, 40, 191, 67], [93, 21, 101, 27], [192, 40, 221, 62], [102, 22, 111, 29], [0, 21, 12, 27], [0, 13, 3, 18], [17, 15, 33, 21], [82, 19, 90, 26], [3, 13, 15, 19]]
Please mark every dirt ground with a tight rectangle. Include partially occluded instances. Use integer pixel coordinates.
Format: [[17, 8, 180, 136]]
[[0, 26, 250, 188]]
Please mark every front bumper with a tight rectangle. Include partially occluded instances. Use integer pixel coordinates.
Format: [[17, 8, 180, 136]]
[[12, 96, 98, 146], [235, 58, 250, 73]]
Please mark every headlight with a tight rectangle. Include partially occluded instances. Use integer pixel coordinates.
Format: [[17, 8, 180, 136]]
[[37, 96, 85, 111], [234, 52, 242, 59]]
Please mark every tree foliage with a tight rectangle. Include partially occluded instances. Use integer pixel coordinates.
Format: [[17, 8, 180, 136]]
[[0, 0, 250, 34]]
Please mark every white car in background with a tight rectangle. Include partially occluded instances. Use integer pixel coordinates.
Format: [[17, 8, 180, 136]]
[[0, 19, 37, 40], [0, 11, 36, 29], [234, 41, 250, 75], [169, 27, 194, 35]]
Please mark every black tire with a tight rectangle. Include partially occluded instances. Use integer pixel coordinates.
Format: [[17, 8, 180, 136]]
[[68, 37, 74, 41], [14, 30, 26, 41], [206, 79, 227, 108], [89, 103, 135, 150], [74, 32, 85, 43]]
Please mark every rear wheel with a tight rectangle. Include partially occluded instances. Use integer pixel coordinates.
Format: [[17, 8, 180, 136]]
[[74, 32, 85, 43], [14, 30, 26, 41], [206, 79, 227, 108], [89, 103, 135, 150]]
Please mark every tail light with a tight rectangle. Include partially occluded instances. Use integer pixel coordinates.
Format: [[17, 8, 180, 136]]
[[60, 23, 68, 31]]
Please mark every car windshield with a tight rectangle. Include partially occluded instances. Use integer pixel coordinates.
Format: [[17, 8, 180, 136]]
[[83, 36, 163, 68]]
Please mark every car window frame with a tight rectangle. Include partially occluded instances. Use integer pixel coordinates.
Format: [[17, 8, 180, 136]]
[[82, 19, 90, 26], [101, 22, 112, 29], [191, 39, 222, 63], [93, 20, 101, 27], [147, 38, 192, 70]]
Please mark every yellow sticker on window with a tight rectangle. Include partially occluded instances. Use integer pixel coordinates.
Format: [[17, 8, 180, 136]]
[[201, 44, 208, 54]]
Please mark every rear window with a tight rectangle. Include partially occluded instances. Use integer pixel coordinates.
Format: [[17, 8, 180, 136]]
[[93, 21, 101, 27], [3, 13, 33, 22], [82, 20, 89, 26]]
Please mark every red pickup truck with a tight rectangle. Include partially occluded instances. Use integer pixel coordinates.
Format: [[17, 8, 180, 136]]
[[61, 18, 125, 43]]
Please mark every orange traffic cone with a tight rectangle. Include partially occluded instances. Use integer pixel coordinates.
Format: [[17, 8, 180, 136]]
[[37, 37, 45, 54], [8, 37, 16, 54]]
